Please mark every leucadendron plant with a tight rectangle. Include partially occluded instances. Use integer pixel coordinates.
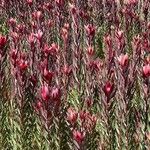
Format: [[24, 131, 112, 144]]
[[0, 0, 150, 149]]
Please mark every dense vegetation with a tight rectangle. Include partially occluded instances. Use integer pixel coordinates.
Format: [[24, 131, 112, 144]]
[[0, 0, 150, 149]]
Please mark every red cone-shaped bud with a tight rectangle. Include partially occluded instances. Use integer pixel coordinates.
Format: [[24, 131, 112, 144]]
[[0, 34, 7, 49], [118, 54, 129, 67], [43, 44, 49, 54], [36, 101, 42, 109], [51, 87, 61, 101], [34, 30, 43, 41], [143, 64, 150, 78], [30, 21, 37, 29], [64, 23, 69, 30], [32, 11, 42, 20], [28, 33, 36, 45], [104, 34, 112, 47], [26, 0, 33, 6], [36, 11, 42, 19], [73, 130, 85, 144], [116, 30, 124, 40], [55, 0, 64, 7], [10, 49, 17, 61], [67, 107, 78, 124], [41, 85, 49, 101], [43, 68, 53, 82], [87, 46, 94, 56], [18, 59, 28, 71], [145, 56, 150, 64], [49, 43, 59, 56], [103, 81, 114, 97], [16, 24, 25, 33], [61, 28, 68, 41], [8, 18, 17, 27], [85, 24, 95, 37]]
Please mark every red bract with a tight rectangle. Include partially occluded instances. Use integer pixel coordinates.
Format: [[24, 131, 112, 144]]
[[104, 34, 112, 47], [85, 24, 95, 37], [36, 101, 42, 109], [61, 28, 68, 41], [26, 0, 33, 6], [55, 0, 64, 7], [43, 68, 53, 83], [103, 81, 114, 98], [30, 21, 37, 29], [16, 24, 25, 33], [10, 49, 17, 61], [87, 46, 94, 56], [67, 108, 78, 124], [41, 85, 49, 101], [49, 43, 59, 56], [142, 64, 150, 78], [8, 18, 17, 27], [51, 87, 61, 101], [0, 34, 7, 49], [34, 30, 43, 41], [73, 130, 84, 144], [28, 33, 36, 45], [145, 56, 150, 64], [64, 23, 69, 30], [118, 54, 129, 67], [17, 59, 28, 71], [116, 30, 124, 40], [32, 11, 42, 20], [43, 44, 49, 54]]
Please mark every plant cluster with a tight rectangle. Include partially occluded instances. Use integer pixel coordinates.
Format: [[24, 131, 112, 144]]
[[0, 0, 150, 149]]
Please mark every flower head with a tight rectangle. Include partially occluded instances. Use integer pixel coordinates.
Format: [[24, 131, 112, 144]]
[[118, 54, 129, 67], [67, 107, 78, 124], [41, 85, 50, 101], [103, 81, 114, 98], [73, 130, 85, 144], [143, 64, 150, 78], [0, 34, 7, 49]]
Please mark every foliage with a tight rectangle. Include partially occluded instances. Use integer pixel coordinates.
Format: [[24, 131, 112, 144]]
[[0, 0, 150, 149]]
